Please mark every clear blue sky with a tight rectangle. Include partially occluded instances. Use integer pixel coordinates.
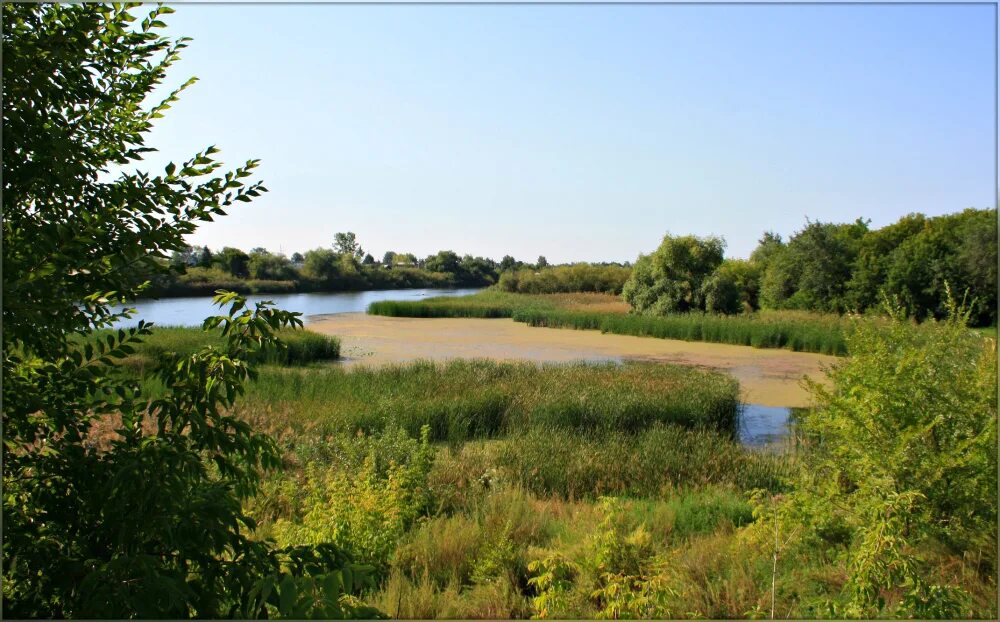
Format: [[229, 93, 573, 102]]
[[144, 3, 996, 263]]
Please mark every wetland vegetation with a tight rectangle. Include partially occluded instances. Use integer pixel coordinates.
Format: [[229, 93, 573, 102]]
[[4, 4, 996, 619]]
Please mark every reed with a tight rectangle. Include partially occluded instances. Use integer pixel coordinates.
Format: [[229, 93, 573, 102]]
[[182, 359, 740, 443]]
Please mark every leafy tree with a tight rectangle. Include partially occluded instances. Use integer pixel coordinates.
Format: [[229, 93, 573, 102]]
[[333, 231, 364, 259], [197, 245, 215, 268], [2, 4, 376, 617], [537, 255, 549, 269], [749, 231, 784, 269], [759, 219, 868, 312], [250, 246, 269, 256], [249, 251, 296, 281], [301, 248, 342, 284], [214, 246, 251, 278], [382, 251, 395, 266], [845, 213, 927, 312], [621, 234, 725, 314], [290, 251, 305, 264], [500, 254, 520, 272], [424, 250, 462, 274], [362, 253, 376, 265], [701, 259, 762, 314]]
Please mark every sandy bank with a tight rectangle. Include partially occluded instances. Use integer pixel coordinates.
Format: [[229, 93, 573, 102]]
[[306, 313, 837, 408]]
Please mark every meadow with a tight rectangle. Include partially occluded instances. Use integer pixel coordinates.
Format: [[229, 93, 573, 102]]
[[368, 290, 850, 355], [81, 309, 997, 619]]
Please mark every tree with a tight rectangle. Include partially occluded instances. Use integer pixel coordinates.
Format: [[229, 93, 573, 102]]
[[621, 234, 726, 314], [214, 246, 251, 278], [290, 251, 305, 264], [362, 253, 376, 265], [701, 259, 762, 314], [197, 245, 214, 268], [333, 231, 364, 259], [382, 251, 395, 266], [2, 4, 375, 617], [500, 255, 520, 272], [301, 248, 342, 284], [537, 255, 549, 269], [424, 250, 462, 274], [249, 251, 296, 281], [758, 219, 868, 312]]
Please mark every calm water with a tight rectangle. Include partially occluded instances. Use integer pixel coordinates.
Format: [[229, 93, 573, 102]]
[[739, 403, 793, 447], [112, 288, 482, 327]]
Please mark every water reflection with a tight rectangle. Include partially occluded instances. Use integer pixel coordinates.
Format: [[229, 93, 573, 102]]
[[739, 403, 793, 447], [110, 287, 482, 327]]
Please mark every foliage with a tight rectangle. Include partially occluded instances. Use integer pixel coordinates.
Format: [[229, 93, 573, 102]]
[[750, 293, 997, 617], [498, 263, 631, 295], [333, 231, 364, 258], [2, 4, 376, 616], [269, 427, 435, 578], [701, 259, 762, 314], [622, 234, 726, 314], [758, 218, 869, 313]]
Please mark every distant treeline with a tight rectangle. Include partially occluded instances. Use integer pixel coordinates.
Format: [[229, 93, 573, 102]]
[[625, 208, 997, 326], [147, 231, 632, 298]]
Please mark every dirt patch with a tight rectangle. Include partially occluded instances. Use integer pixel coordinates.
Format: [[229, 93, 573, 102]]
[[307, 314, 837, 408]]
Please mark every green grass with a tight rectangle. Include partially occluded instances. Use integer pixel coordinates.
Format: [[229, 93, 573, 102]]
[[93, 325, 340, 370], [489, 424, 793, 498], [199, 359, 740, 444], [975, 325, 998, 339], [368, 290, 849, 355]]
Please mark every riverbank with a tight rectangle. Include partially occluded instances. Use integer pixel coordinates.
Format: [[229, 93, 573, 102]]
[[307, 314, 835, 407]]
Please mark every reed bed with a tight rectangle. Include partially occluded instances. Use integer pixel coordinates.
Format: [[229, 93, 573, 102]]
[[491, 424, 794, 498], [93, 325, 340, 369], [210, 359, 740, 442]]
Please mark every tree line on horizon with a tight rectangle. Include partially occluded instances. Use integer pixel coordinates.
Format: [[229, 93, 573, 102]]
[[624, 207, 997, 327], [153, 231, 632, 297]]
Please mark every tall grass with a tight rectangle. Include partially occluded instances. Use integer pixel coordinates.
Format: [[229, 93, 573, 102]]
[[490, 425, 794, 498], [93, 326, 340, 370], [166, 360, 740, 443], [369, 291, 848, 355], [515, 308, 849, 355]]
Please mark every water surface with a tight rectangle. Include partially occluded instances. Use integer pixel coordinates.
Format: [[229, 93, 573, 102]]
[[739, 403, 793, 447], [113, 288, 482, 327]]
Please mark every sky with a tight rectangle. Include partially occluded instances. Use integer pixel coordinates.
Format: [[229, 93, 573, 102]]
[[142, 3, 997, 263]]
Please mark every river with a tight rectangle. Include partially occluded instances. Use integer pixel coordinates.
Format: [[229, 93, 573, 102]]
[[111, 288, 483, 327]]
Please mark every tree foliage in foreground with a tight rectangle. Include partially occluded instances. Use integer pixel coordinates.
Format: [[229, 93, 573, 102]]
[[745, 293, 997, 617], [2, 4, 380, 617]]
